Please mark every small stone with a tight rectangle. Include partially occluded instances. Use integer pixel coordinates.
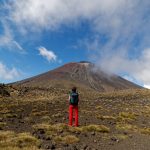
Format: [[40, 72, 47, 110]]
[[46, 136, 51, 140], [38, 129, 45, 134], [111, 137, 119, 142], [58, 129, 63, 133], [45, 145, 51, 149], [123, 131, 128, 135], [129, 134, 133, 138], [51, 144, 56, 149], [19, 120, 24, 123], [86, 147, 92, 150], [63, 143, 69, 147], [73, 145, 78, 150], [91, 132, 95, 136], [94, 140, 97, 143], [109, 142, 114, 145], [83, 144, 88, 150]]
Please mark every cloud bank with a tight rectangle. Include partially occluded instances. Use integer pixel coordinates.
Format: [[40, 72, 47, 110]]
[[3, 0, 150, 86], [0, 62, 20, 81], [38, 46, 57, 62]]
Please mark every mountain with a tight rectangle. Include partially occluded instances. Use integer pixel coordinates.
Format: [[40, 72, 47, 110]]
[[12, 61, 141, 92]]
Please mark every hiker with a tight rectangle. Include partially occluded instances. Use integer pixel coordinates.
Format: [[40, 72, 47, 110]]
[[68, 87, 79, 127]]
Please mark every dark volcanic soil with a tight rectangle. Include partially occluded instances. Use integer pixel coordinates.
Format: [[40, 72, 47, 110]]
[[1, 87, 150, 150]]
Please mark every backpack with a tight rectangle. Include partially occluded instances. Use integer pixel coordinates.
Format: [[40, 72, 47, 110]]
[[70, 92, 79, 105]]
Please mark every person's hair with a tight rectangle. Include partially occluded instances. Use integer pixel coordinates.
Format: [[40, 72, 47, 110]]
[[72, 87, 77, 92]]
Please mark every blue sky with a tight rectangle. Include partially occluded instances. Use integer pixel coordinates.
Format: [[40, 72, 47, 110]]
[[0, 0, 150, 88]]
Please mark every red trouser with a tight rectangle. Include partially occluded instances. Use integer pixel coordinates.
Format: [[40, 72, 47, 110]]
[[69, 105, 78, 126]]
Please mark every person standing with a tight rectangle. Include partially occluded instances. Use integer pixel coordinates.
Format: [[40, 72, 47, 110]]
[[68, 87, 79, 127]]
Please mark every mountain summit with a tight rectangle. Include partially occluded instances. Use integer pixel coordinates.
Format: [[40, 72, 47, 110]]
[[14, 62, 141, 92]]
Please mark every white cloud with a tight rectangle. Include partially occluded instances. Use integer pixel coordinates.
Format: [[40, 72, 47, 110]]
[[38, 46, 57, 62], [8, 0, 149, 32], [144, 85, 150, 89], [0, 21, 25, 53], [95, 48, 150, 86], [0, 62, 20, 80]]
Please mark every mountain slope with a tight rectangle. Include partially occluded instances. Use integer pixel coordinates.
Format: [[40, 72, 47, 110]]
[[13, 61, 141, 92]]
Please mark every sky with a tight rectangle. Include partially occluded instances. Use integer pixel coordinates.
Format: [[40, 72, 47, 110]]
[[0, 0, 150, 88]]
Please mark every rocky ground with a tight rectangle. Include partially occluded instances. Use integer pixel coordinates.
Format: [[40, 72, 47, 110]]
[[0, 85, 150, 150]]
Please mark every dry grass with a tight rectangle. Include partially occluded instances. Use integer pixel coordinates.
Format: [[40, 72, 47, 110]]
[[116, 123, 138, 132], [140, 128, 150, 135], [95, 105, 103, 109], [0, 146, 39, 150], [117, 112, 137, 122], [0, 131, 40, 149], [40, 116, 52, 123], [33, 123, 68, 134], [52, 113, 63, 118], [0, 122, 6, 129], [98, 89, 150, 100], [68, 127, 83, 134], [97, 115, 116, 120], [3, 113, 18, 119], [31, 111, 49, 117], [33, 123, 110, 135], [114, 134, 128, 140], [81, 124, 110, 133]]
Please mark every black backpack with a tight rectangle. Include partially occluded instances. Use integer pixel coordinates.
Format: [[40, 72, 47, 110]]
[[70, 92, 79, 105]]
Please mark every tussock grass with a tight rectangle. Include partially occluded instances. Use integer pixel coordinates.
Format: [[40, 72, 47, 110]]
[[97, 115, 116, 120], [0, 131, 15, 141], [0, 146, 39, 150], [116, 123, 138, 132], [0, 122, 6, 129], [68, 127, 83, 134], [33, 123, 110, 134], [40, 116, 52, 123], [81, 124, 110, 133], [0, 131, 40, 149], [98, 89, 150, 100], [13, 132, 40, 148], [115, 134, 128, 140], [95, 105, 103, 109], [52, 113, 63, 118], [3, 113, 18, 119], [140, 128, 150, 135], [31, 111, 49, 116], [117, 112, 137, 122], [33, 123, 68, 134]]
